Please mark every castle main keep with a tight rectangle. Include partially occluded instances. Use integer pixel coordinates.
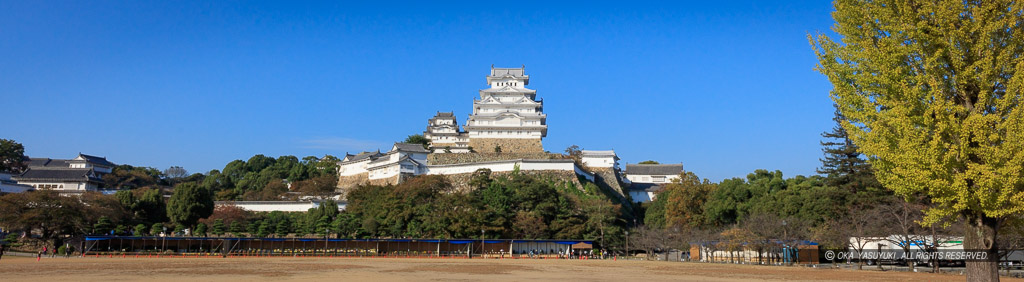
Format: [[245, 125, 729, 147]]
[[337, 66, 650, 206], [425, 65, 546, 153]]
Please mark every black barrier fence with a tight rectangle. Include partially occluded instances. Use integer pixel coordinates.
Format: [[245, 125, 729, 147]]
[[82, 236, 595, 259]]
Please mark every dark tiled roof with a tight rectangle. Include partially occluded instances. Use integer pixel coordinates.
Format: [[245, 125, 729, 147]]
[[76, 154, 116, 167], [29, 154, 116, 168], [626, 164, 682, 176], [490, 67, 525, 77], [582, 150, 617, 158], [629, 183, 665, 192], [436, 112, 454, 117], [15, 168, 102, 182], [345, 151, 382, 162], [28, 158, 69, 168], [393, 143, 430, 153]]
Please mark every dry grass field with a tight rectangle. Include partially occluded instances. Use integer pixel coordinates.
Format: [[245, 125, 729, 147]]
[[0, 256, 1019, 281]]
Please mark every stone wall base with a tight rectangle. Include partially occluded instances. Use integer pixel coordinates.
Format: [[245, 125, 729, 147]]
[[368, 175, 401, 186], [442, 170, 582, 193], [469, 138, 543, 153], [337, 173, 368, 190]]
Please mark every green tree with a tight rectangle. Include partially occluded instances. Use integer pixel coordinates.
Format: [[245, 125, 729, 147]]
[[468, 169, 493, 190], [102, 165, 164, 189], [246, 155, 276, 173], [150, 223, 164, 236], [229, 221, 244, 236], [275, 219, 290, 237], [403, 134, 430, 148], [817, 106, 885, 201], [637, 160, 659, 165], [195, 223, 208, 237], [0, 139, 27, 174], [166, 182, 215, 229], [136, 188, 167, 224], [811, 1, 1024, 280], [202, 170, 234, 197], [703, 178, 751, 226], [134, 223, 148, 236], [94, 216, 114, 235], [662, 171, 716, 228], [256, 220, 270, 238], [211, 219, 225, 236]]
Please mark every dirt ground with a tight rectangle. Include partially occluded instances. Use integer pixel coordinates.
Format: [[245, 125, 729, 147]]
[[0, 256, 1019, 281]]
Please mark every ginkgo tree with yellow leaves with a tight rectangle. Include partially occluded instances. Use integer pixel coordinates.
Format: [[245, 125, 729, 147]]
[[811, 0, 1023, 281]]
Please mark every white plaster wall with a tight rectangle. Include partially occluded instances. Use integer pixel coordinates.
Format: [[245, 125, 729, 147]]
[[339, 159, 372, 176], [94, 166, 112, 174], [467, 131, 543, 139], [581, 156, 616, 168], [625, 174, 680, 184], [218, 202, 347, 212]]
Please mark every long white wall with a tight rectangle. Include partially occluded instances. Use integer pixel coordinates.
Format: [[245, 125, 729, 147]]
[[425, 159, 594, 182], [217, 201, 347, 212], [625, 174, 680, 184]]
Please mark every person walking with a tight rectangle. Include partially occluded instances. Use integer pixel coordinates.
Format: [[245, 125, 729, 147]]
[[51, 246, 57, 258], [0, 243, 6, 261]]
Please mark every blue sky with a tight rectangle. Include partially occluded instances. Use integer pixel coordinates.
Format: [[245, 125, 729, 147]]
[[1, 1, 839, 182]]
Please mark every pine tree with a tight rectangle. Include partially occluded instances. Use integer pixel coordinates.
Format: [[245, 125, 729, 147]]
[[211, 219, 225, 236], [229, 221, 244, 237], [256, 221, 270, 238], [94, 216, 113, 235], [817, 107, 881, 196], [150, 223, 164, 236], [275, 219, 290, 238], [195, 223, 208, 237], [134, 223, 148, 236]]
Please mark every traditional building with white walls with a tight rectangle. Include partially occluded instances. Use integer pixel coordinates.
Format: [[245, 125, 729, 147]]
[[12, 153, 116, 194], [424, 112, 470, 153], [580, 150, 620, 170], [462, 66, 547, 153], [623, 163, 683, 203], [336, 143, 430, 190]]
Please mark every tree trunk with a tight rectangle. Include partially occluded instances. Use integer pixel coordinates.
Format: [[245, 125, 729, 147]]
[[964, 215, 1000, 282]]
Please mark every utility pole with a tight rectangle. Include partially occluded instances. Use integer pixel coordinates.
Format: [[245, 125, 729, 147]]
[[480, 229, 485, 259]]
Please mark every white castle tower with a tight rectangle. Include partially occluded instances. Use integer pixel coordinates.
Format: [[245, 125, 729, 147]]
[[424, 112, 470, 153], [463, 65, 547, 153]]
